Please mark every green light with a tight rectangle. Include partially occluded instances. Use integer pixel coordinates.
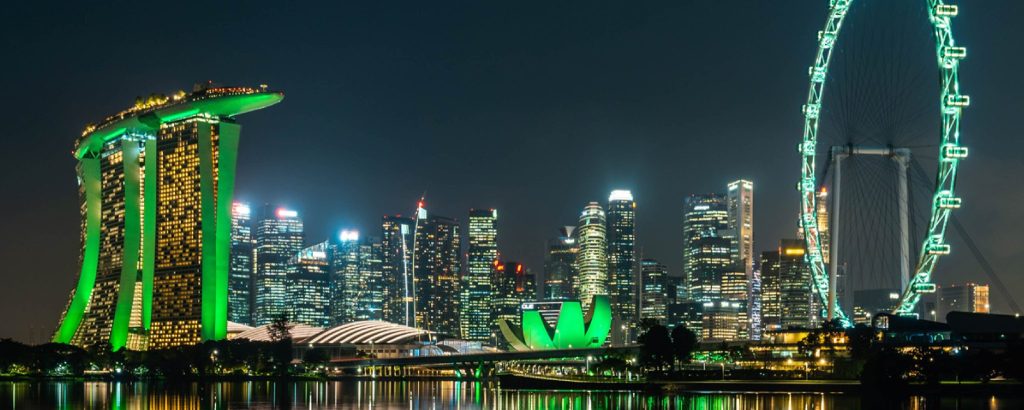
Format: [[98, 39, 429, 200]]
[[53, 157, 102, 343], [498, 295, 612, 351], [198, 123, 218, 341], [141, 138, 156, 331], [109, 140, 142, 350], [213, 122, 241, 340]]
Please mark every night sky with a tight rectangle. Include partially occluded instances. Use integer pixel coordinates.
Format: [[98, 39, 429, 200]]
[[2, 1, 1022, 343]]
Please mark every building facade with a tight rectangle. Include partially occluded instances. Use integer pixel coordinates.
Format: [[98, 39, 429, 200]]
[[492, 261, 536, 345], [228, 202, 255, 326], [463, 209, 498, 341], [778, 239, 813, 329], [606, 190, 637, 341], [682, 194, 731, 303], [543, 226, 577, 300], [381, 215, 414, 326], [938, 283, 990, 320], [412, 205, 462, 336], [53, 84, 282, 350], [574, 202, 608, 310], [289, 242, 331, 327], [639, 259, 667, 323], [254, 206, 304, 325]]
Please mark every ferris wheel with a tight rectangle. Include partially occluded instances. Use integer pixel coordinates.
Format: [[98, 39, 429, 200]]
[[798, 0, 969, 326]]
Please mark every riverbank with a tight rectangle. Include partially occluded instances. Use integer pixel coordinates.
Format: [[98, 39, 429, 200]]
[[496, 373, 1024, 395]]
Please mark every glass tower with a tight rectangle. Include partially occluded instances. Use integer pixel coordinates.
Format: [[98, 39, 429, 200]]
[[330, 230, 384, 324], [228, 202, 254, 325], [53, 84, 282, 350], [289, 241, 330, 327], [606, 190, 637, 340], [639, 259, 667, 323], [412, 204, 462, 335], [463, 209, 497, 341], [254, 206, 304, 325], [381, 215, 414, 326], [779, 239, 813, 329], [543, 226, 577, 300], [574, 202, 607, 310]]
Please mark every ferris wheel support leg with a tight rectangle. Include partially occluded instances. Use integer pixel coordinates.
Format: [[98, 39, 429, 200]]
[[895, 151, 911, 292], [828, 149, 845, 322]]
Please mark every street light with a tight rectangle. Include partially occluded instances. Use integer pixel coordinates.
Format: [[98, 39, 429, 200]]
[[586, 356, 593, 375]]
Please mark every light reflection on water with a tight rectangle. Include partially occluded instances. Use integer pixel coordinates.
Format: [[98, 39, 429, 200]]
[[0, 381, 1015, 409]]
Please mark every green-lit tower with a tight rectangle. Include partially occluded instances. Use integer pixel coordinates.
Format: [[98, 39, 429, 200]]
[[53, 83, 283, 350]]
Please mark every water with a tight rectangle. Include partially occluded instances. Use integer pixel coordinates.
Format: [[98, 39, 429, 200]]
[[0, 380, 1016, 409]]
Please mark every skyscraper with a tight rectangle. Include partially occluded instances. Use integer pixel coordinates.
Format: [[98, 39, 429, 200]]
[[575, 202, 608, 310], [330, 231, 384, 325], [381, 215, 414, 326], [759, 250, 782, 332], [726, 180, 754, 277], [492, 261, 536, 339], [607, 190, 637, 340], [543, 226, 577, 300], [682, 194, 731, 302], [289, 241, 331, 327], [254, 206, 304, 325], [412, 204, 462, 335], [53, 84, 282, 350], [779, 239, 813, 329], [463, 209, 498, 341], [639, 259, 667, 323], [228, 202, 254, 325]]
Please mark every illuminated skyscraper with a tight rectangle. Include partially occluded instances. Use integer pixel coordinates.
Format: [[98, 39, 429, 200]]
[[639, 259, 667, 323], [726, 180, 754, 277], [574, 202, 607, 310], [463, 209, 498, 341], [682, 194, 731, 302], [381, 215, 414, 326], [543, 226, 578, 300], [412, 204, 462, 335], [607, 190, 637, 340], [254, 206, 304, 325], [492, 261, 536, 341], [779, 239, 813, 329], [759, 250, 782, 332], [330, 230, 382, 324], [289, 241, 330, 327], [53, 84, 282, 350], [228, 202, 254, 325]]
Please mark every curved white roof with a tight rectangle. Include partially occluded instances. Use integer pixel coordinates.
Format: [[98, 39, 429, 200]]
[[235, 323, 324, 342], [227, 321, 254, 333], [306, 320, 433, 345]]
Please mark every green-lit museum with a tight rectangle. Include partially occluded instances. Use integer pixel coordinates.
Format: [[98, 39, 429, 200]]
[[498, 296, 612, 351]]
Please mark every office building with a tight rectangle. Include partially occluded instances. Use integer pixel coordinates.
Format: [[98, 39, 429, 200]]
[[381, 215, 414, 326], [254, 206, 304, 325], [228, 202, 255, 325], [639, 259, 667, 323], [607, 190, 637, 341], [330, 230, 384, 324], [759, 251, 782, 332], [726, 180, 754, 276], [53, 84, 282, 350], [289, 242, 331, 327], [574, 202, 608, 310], [492, 261, 536, 343], [939, 283, 990, 320], [463, 209, 498, 341], [543, 226, 577, 300], [412, 204, 462, 335], [779, 239, 813, 329], [682, 194, 731, 303]]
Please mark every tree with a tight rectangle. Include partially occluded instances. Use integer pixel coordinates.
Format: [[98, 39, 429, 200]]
[[268, 313, 293, 342], [638, 324, 673, 372], [670, 325, 698, 368]]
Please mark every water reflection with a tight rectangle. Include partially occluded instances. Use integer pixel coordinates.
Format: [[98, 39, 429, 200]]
[[0, 380, 1015, 409]]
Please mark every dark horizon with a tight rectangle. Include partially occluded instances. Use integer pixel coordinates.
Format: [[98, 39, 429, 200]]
[[2, 1, 1022, 344]]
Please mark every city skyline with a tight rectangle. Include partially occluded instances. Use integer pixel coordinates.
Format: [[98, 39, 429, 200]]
[[2, 1, 1023, 344]]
